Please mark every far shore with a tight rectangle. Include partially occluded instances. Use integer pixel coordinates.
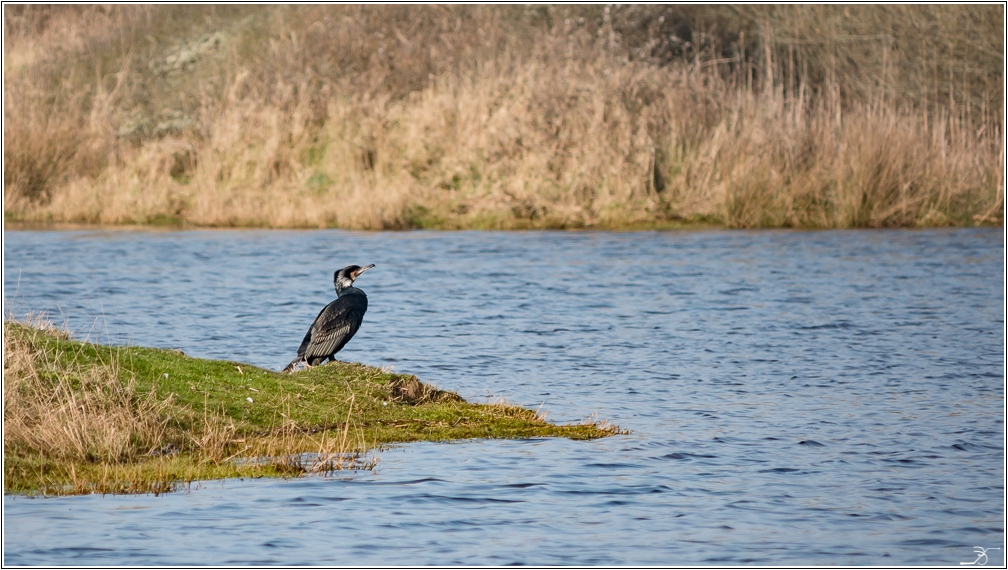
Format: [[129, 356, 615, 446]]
[[1, 220, 722, 232], [4, 220, 1001, 233], [5, 7, 1002, 233]]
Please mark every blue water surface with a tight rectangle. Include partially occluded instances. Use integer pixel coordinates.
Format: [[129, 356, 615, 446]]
[[3, 228, 1004, 565]]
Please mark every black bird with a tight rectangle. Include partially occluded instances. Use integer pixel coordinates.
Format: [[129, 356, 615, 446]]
[[283, 264, 374, 372]]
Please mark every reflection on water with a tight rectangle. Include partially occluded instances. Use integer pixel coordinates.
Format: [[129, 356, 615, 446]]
[[3, 228, 1004, 565]]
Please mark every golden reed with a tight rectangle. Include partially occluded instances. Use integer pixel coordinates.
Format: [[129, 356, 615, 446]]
[[4, 6, 1002, 229]]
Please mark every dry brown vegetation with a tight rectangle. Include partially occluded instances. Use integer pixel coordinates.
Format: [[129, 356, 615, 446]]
[[4, 5, 1003, 229], [4, 328, 169, 463]]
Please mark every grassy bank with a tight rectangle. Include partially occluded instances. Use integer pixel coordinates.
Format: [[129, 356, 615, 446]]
[[4, 6, 1003, 229], [3, 319, 622, 496]]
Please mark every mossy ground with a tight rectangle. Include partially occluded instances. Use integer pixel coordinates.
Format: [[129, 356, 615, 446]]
[[3, 323, 623, 496]]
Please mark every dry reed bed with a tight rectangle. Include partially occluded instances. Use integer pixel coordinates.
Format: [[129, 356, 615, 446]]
[[4, 6, 1003, 229]]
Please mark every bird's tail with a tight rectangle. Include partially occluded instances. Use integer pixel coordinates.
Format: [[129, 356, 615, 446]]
[[282, 357, 305, 373]]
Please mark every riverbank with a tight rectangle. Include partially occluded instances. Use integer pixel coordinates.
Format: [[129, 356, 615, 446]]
[[4, 6, 1003, 230], [2, 219, 726, 233], [3, 320, 623, 496]]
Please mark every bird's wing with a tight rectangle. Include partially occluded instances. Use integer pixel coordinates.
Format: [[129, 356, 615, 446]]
[[303, 295, 368, 360], [295, 305, 329, 358]]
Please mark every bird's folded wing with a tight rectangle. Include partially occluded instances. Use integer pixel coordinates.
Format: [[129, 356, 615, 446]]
[[303, 296, 367, 359], [306, 321, 355, 358]]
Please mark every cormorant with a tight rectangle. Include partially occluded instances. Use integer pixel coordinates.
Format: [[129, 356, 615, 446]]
[[283, 263, 374, 372]]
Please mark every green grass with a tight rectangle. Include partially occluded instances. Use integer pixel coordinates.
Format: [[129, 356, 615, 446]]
[[4, 322, 624, 496]]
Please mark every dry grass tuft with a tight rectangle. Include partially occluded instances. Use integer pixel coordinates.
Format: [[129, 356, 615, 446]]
[[239, 392, 378, 474], [187, 398, 238, 463], [389, 375, 462, 405], [3, 321, 172, 463]]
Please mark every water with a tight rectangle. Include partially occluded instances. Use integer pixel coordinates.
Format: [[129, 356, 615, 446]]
[[3, 228, 1004, 565]]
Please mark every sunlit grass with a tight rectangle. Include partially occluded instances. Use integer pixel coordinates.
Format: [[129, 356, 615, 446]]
[[3, 319, 623, 496]]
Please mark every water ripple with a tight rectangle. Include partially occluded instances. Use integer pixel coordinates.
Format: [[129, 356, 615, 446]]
[[3, 228, 1004, 566]]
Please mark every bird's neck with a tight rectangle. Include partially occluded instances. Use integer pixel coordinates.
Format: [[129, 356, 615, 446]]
[[336, 285, 365, 298]]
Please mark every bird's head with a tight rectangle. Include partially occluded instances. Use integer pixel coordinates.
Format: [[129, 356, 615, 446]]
[[334, 263, 375, 293]]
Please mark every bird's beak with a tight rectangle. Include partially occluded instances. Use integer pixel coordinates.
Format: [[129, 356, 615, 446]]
[[354, 264, 375, 279]]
